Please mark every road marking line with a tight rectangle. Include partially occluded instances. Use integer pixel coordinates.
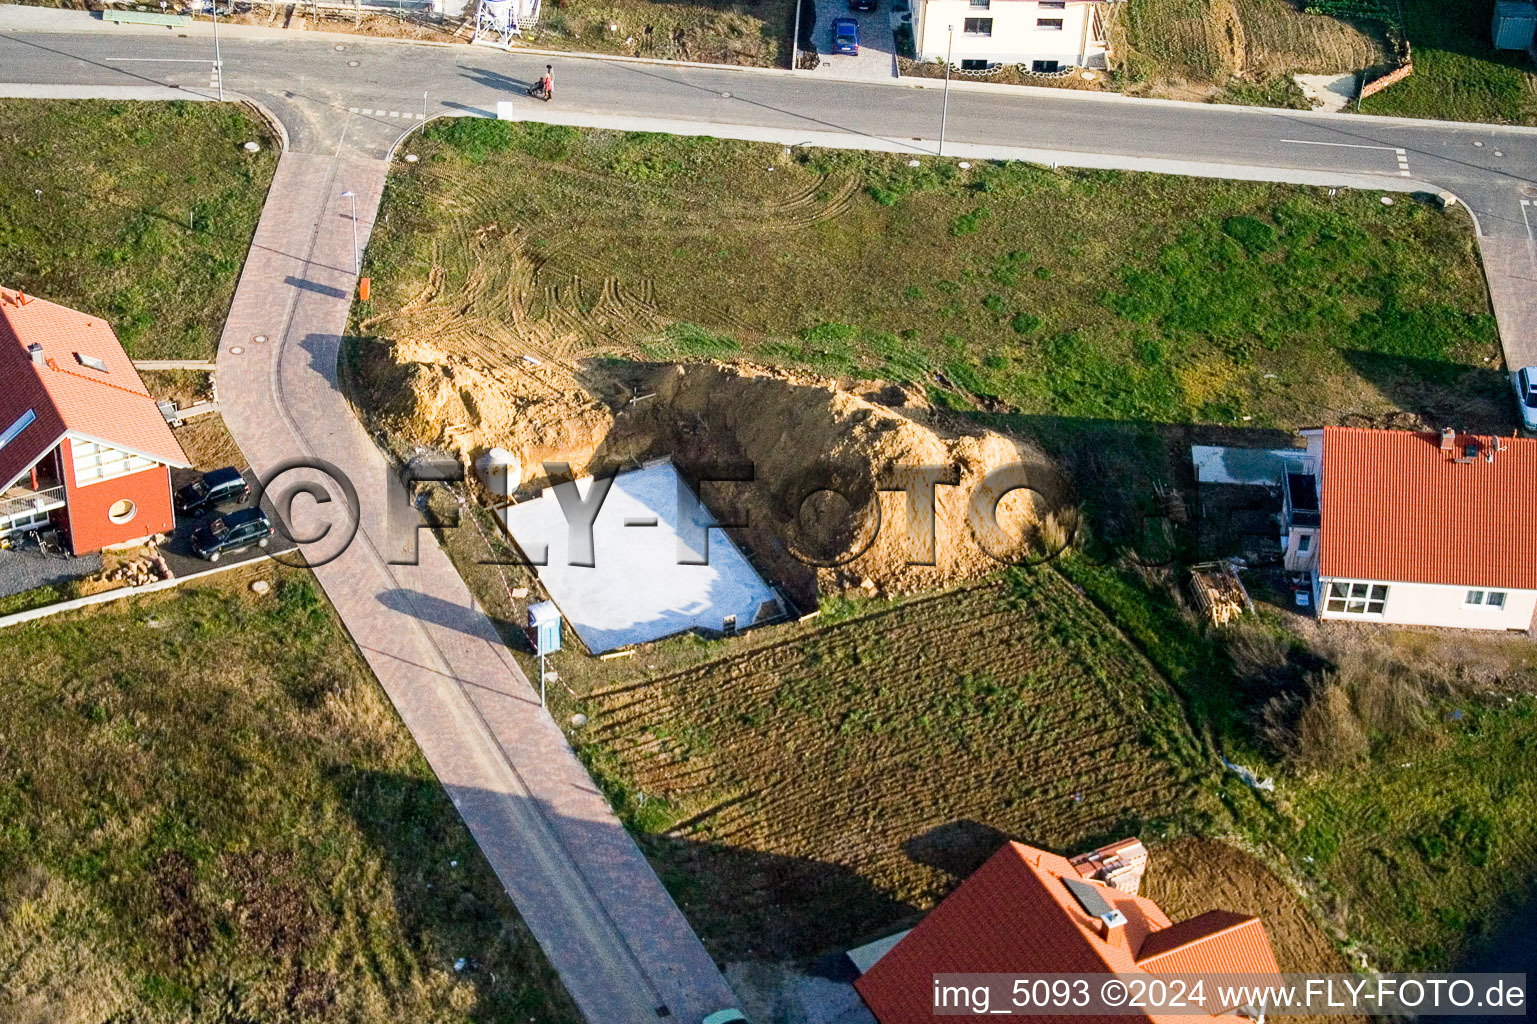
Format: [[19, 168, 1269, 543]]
[[1395, 147, 1406, 155], [360, 108, 373, 115], [103, 56, 217, 62], [415, 113, 425, 119], [1280, 138, 1399, 151], [349, 106, 359, 113], [389, 111, 400, 118]]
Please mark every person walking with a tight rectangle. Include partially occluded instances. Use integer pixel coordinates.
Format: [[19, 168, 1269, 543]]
[[538, 64, 553, 101]]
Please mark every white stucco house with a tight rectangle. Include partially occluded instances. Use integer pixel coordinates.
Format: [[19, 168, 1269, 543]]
[[1281, 425, 1537, 632], [910, 0, 1112, 70]]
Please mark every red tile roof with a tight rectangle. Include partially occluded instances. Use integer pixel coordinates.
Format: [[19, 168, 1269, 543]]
[[1134, 910, 1277, 973], [854, 842, 1280, 1024], [1320, 426, 1537, 591], [0, 288, 188, 490]]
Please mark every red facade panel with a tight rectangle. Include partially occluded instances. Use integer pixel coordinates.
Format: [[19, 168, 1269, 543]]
[[59, 437, 175, 554]]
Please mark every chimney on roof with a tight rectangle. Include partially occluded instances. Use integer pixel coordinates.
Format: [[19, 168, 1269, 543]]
[[26, 343, 43, 364], [1440, 427, 1456, 453], [1098, 909, 1129, 949]]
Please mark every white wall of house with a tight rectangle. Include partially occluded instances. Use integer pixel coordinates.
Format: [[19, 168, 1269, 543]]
[[913, 0, 1106, 66], [1319, 576, 1537, 631], [1283, 527, 1318, 572]]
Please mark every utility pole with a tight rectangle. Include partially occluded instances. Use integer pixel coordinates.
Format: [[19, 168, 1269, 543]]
[[341, 190, 359, 275], [939, 23, 953, 157], [212, 0, 223, 101], [423, 90, 429, 121]]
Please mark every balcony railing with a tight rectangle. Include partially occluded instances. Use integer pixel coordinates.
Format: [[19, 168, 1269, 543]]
[[0, 485, 66, 522]]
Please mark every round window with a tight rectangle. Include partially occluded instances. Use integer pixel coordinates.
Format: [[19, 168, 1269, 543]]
[[108, 499, 137, 524]]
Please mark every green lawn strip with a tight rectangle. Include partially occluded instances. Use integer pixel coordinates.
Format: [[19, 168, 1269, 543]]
[[369, 124, 1501, 435], [1361, 0, 1537, 125], [0, 568, 576, 1022], [0, 100, 277, 359]]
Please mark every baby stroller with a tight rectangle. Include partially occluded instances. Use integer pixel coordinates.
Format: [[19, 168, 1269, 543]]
[[527, 65, 553, 102]]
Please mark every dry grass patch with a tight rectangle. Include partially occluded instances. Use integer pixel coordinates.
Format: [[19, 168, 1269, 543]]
[[0, 565, 576, 1023]]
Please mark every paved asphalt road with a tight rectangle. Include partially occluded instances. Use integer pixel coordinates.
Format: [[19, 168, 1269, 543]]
[[0, 16, 1533, 213]]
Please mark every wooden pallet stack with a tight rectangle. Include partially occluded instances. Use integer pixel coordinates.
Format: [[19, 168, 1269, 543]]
[[1189, 561, 1254, 626]]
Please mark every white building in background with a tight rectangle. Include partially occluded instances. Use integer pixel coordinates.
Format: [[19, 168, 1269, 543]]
[[910, 0, 1112, 71], [1282, 425, 1537, 632]]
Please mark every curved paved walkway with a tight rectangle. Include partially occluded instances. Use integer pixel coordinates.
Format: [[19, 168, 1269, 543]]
[[215, 149, 735, 1023]]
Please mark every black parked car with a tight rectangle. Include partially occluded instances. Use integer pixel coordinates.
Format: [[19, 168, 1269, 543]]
[[176, 466, 250, 517], [191, 507, 272, 562], [849, 0, 877, 11]]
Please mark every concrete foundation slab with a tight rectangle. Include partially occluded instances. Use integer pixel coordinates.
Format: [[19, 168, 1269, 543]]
[[500, 461, 782, 652]]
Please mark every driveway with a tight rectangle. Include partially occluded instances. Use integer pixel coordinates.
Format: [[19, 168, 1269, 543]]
[[808, 0, 896, 81]]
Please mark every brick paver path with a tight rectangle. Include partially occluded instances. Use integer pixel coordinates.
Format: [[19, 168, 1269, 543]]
[[216, 150, 737, 1023], [1478, 233, 1537, 372]]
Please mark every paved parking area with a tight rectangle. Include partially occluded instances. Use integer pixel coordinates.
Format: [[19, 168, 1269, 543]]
[[808, 0, 897, 81], [160, 466, 298, 577]]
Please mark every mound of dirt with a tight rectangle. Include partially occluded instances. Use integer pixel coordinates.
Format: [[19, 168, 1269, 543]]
[[630, 362, 1074, 599], [1142, 837, 1357, 978], [363, 340, 1075, 603], [356, 336, 615, 480]]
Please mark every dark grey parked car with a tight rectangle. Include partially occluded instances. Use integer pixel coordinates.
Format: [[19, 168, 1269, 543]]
[[191, 507, 272, 562], [176, 466, 250, 518]]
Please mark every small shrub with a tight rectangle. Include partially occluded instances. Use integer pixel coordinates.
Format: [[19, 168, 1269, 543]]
[[1222, 215, 1278, 255], [951, 207, 990, 236], [1010, 312, 1042, 334], [982, 293, 1007, 313]]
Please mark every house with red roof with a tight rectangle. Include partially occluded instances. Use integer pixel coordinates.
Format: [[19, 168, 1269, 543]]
[[0, 288, 190, 555], [1281, 425, 1537, 631], [852, 839, 1280, 1024]]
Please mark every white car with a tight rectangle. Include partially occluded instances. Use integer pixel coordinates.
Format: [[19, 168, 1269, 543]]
[[1514, 366, 1537, 433]]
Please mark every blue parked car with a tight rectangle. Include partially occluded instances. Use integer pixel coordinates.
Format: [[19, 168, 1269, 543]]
[[832, 17, 859, 54]]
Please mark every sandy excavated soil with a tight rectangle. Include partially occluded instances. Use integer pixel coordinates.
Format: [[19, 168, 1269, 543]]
[[355, 332, 1074, 602]]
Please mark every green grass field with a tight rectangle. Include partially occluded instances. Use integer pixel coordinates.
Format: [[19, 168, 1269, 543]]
[[0, 100, 276, 359], [0, 566, 576, 1023], [367, 123, 1501, 436], [1361, 0, 1537, 125]]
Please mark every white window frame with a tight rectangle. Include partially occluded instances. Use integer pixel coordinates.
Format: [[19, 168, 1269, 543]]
[[1465, 589, 1507, 610], [1036, 17, 1065, 29], [1297, 533, 1312, 553], [1324, 580, 1388, 616], [72, 439, 156, 487], [963, 16, 993, 35]]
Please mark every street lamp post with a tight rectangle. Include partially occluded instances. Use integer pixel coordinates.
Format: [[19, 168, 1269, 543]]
[[341, 190, 359, 276], [939, 23, 953, 157], [212, 0, 223, 101]]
